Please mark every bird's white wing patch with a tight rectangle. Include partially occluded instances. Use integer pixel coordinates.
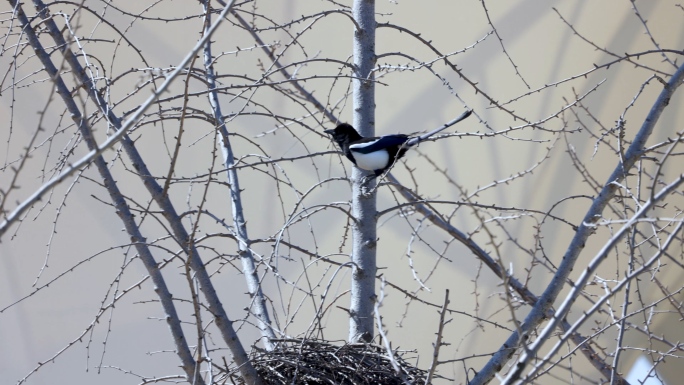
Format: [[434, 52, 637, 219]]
[[349, 148, 389, 171]]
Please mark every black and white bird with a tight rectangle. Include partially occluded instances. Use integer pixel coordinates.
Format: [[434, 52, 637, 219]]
[[325, 110, 472, 178]]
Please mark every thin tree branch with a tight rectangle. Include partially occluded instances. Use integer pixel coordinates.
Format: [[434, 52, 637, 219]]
[[21, 1, 264, 383], [491, 62, 684, 385], [0, 0, 237, 239], [201, 0, 276, 350], [426, 289, 451, 385], [5, 2, 203, 382], [507, 178, 684, 384], [386, 174, 630, 384]]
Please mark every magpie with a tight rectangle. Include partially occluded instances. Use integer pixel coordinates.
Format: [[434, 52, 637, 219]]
[[325, 109, 472, 178]]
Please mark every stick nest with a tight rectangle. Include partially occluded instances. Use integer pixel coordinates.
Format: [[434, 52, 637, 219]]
[[226, 338, 428, 385]]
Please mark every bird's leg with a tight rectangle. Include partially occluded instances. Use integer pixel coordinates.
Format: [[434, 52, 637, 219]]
[[359, 173, 379, 195], [360, 174, 377, 185]]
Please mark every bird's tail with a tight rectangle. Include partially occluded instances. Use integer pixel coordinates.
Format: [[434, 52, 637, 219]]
[[406, 109, 473, 147]]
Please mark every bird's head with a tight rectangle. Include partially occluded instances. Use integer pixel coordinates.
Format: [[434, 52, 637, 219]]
[[324, 123, 363, 148]]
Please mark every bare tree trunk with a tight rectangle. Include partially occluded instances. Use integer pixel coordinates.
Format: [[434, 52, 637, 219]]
[[348, 0, 378, 343]]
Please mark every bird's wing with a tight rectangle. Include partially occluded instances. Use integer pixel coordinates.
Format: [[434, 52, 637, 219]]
[[349, 135, 409, 154]]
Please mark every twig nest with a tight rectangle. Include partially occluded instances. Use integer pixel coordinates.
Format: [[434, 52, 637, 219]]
[[226, 338, 428, 385]]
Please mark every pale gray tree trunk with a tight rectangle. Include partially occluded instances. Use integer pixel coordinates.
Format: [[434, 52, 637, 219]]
[[348, 0, 378, 343]]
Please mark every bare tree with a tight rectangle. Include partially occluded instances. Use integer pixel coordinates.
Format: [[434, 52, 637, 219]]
[[1, 1, 683, 385]]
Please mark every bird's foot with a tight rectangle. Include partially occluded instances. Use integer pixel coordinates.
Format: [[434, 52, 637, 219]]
[[359, 174, 381, 196]]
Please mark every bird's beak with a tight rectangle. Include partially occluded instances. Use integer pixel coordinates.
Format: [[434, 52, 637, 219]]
[[323, 129, 334, 135]]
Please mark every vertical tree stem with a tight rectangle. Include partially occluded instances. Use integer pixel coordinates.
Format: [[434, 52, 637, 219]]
[[349, 0, 378, 343]]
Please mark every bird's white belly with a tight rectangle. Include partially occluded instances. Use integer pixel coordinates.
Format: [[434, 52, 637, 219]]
[[350, 149, 389, 171]]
